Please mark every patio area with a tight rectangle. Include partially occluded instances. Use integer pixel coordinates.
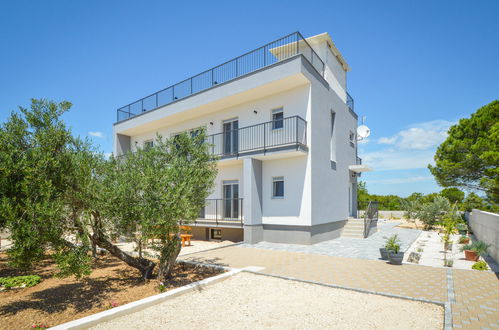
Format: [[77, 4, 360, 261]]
[[239, 220, 421, 260]]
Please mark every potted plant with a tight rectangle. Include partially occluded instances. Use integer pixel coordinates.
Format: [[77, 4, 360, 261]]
[[458, 235, 470, 244], [456, 223, 468, 235], [386, 234, 404, 265], [379, 236, 392, 260], [461, 241, 491, 261]]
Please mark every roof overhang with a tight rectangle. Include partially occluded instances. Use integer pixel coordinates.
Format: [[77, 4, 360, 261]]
[[349, 165, 373, 173], [305, 32, 350, 72]]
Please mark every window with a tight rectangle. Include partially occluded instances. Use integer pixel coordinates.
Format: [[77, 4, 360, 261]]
[[349, 131, 355, 148], [272, 177, 284, 198], [144, 140, 153, 150], [330, 111, 336, 165], [272, 108, 284, 129], [210, 228, 222, 240]]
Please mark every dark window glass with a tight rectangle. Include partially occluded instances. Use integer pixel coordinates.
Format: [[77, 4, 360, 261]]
[[273, 178, 284, 198], [272, 111, 284, 129]]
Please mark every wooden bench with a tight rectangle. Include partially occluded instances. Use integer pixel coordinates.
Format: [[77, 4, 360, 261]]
[[180, 234, 193, 247]]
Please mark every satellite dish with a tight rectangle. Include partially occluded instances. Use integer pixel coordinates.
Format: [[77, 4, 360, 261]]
[[357, 125, 371, 140]]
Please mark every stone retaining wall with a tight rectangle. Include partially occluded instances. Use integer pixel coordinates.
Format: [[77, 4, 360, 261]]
[[469, 209, 499, 263]]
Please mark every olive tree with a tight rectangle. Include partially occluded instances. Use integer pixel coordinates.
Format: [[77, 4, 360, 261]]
[[0, 99, 217, 282], [95, 133, 217, 281]]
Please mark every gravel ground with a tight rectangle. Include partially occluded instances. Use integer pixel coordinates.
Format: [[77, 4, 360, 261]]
[[91, 272, 443, 330]]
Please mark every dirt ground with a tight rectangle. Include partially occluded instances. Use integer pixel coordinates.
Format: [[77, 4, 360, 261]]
[[0, 253, 222, 329]]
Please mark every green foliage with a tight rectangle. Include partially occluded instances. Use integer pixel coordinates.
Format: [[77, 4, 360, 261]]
[[429, 100, 499, 204], [0, 275, 41, 289], [0, 99, 95, 274], [384, 234, 401, 254], [471, 260, 489, 271], [416, 196, 451, 230], [461, 192, 486, 212], [440, 188, 465, 204], [460, 241, 491, 256], [53, 246, 92, 279], [1, 99, 217, 281], [458, 236, 469, 244]]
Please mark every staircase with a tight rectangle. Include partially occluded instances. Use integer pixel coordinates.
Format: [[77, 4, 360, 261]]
[[340, 218, 366, 238]]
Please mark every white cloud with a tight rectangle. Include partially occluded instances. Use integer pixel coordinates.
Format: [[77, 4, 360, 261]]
[[367, 175, 434, 185], [378, 136, 397, 145], [361, 119, 455, 171], [377, 120, 454, 150], [357, 137, 370, 145], [88, 131, 105, 138]]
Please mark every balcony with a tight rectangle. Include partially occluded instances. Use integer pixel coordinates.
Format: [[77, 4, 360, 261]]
[[207, 116, 307, 159], [116, 32, 324, 123], [195, 198, 243, 227]]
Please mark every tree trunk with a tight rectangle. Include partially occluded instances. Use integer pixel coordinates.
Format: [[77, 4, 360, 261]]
[[91, 240, 98, 259], [91, 232, 156, 280], [157, 236, 182, 283]]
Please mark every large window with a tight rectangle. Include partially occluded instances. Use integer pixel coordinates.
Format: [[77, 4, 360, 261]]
[[272, 108, 284, 129], [272, 176, 284, 198]]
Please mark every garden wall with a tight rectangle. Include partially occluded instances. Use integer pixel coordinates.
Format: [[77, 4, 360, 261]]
[[469, 209, 499, 263]]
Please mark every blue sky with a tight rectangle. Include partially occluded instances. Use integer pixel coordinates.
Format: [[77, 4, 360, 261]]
[[1, 0, 498, 197]]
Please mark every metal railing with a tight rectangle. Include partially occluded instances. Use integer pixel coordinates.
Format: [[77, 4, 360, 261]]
[[356, 156, 362, 165], [197, 198, 243, 226], [361, 201, 379, 238], [207, 116, 307, 158], [116, 32, 324, 122], [346, 92, 354, 112]]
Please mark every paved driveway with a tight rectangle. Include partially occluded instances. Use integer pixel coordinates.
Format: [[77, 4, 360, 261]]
[[181, 243, 499, 329]]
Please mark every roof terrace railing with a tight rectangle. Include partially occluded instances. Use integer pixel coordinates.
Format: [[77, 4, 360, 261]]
[[116, 32, 324, 123]]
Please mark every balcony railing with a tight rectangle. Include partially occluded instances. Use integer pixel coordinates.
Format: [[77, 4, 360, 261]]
[[207, 116, 307, 158], [197, 198, 243, 226], [347, 92, 354, 112], [116, 32, 324, 123]]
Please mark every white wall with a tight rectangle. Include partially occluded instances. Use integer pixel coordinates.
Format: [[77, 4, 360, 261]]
[[261, 155, 311, 226], [129, 85, 310, 151], [469, 209, 499, 263], [309, 40, 347, 102], [306, 68, 357, 225]]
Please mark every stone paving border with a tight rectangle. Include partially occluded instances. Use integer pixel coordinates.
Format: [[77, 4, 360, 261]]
[[244, 269, 452, 330]]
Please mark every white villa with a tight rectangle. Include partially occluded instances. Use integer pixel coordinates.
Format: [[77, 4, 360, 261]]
[[113, 32, 372, 244]]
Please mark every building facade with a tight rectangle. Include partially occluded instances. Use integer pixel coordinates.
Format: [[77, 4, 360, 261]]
[[113, 32, 369, 245]]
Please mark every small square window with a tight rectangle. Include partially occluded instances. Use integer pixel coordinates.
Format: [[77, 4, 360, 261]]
[[272, 109, 284, 129], [210, 228, 222, 240], [272, 177, 284, 198], [144, 140, 153, 150]]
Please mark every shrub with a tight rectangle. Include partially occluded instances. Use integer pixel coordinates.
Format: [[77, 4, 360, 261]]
[[385, 235, 401, 254], [0, 275, 41, 289], [444, 259, 454, 267], [472, 260, 489, 271], [460, 241, 491, 256], [458, 236, 469, 244]]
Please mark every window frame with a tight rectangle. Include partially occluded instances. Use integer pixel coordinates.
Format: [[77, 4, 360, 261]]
[[271, 108, 284, 130], [272, 176, 285, 199]]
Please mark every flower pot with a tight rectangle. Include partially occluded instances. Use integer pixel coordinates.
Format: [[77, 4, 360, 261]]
[[379, 248, 389, 260], [464, 250, 479, 261], [388, 251, 404, 265], [459, 238, 470, 244]]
